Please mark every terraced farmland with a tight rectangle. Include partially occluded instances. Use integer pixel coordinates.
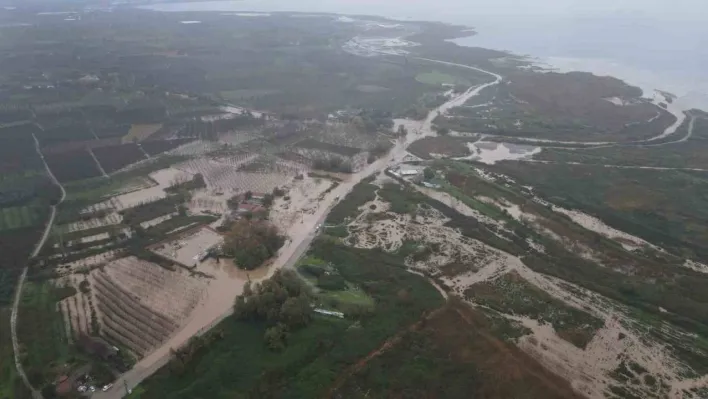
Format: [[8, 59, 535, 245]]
[[90, 257, 206, 357]]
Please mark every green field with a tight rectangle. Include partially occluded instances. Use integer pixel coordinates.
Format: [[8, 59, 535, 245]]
[[137, 240, 444, 398], [322, 286, 375, 308], [297, 255, 376, 310], [0, 205, 43, 231], [17, 282, 73, 391]]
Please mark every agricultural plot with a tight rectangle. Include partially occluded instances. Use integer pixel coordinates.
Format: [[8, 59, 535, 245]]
[[335, 301, 584, 399], [0, 124, 43, 174], [16, 282, 72, 387], [92, 143, 148, 173], [123, 123, 163, 143], [141, 138, 195, 156], [35, 109, 85, 129], [237, 154, 308, 175], [58, 275, 94, 339], [93, 124, 132, 139], [177, 158, 293, 195], [56, 250, 119, 276], [36, 123, 95, 147], [120, 194, 185, 225], [0, 226, 45, 305], [0, 204, 42, 231], [116, 105, 166, 125], [169, 140, 222, 157], [74, 167, 189, 216], [0, 108, 32, 124], [152, 227, 223, 266], [55, 224, 128, 247], [140, 212, 177, 229], [0, 123, 41, 141], [91, 257, 206, 357], [45, 148, 103, 183], [58, 211, 122, 234]]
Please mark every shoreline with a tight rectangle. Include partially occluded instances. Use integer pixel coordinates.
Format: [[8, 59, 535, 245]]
[[138, 1, 708, 113]]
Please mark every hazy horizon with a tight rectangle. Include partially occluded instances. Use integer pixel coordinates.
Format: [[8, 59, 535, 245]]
[[139, 0, 708, 108]]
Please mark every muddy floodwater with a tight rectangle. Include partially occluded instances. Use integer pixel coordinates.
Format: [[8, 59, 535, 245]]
[[461, 142, 541, 164]]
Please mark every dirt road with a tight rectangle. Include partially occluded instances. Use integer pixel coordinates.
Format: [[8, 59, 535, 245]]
[[11, 133, 67, 399]]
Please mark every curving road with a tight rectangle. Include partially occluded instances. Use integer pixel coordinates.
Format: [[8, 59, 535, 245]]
[[11, 133, 67, 399]]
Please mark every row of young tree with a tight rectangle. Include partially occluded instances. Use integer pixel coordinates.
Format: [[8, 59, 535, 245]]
[[234, 270, 312, 351]]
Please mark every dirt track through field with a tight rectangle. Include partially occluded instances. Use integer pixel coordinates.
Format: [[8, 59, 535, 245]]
[[11, 132, 67, 399], [326, 305, 447, 397]]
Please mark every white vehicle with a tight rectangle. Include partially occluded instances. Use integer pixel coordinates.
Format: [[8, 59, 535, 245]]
[[102, 383, 113, 392], [77, 386, 87, 393], [89, 386, 96, 392]]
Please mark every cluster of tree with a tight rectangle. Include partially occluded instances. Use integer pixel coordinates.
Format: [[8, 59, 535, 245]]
[[402, 94, 449, 120], [403, 104, 429, 120], [234, 270, 312, 350], [312, 156, 353, 173], [262, 193, 275, 208], [180, 114, 264, 140], [368, 141, 393, 158], [165, 173, 206, 193], [222, 219, 284, 270], [120, 193, 187, 226], [435, 126, 450, 136], [169, 329, 225, 375], [350, 109, 394, 133]]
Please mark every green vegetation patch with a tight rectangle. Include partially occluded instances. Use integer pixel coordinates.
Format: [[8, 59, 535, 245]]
[[56, 224, 125, 243], [17, 282, 73, 389], [493, 162, 708, 262], [335, 301, 583, 399], [120, 194, 186, 225], [138, 241, 443, 398], [326, 179, 377, 224], [223, 219, 284, 270], [378, 182, 421, 214], [0, 307, 33, 399], [0, 204, 43, 231], [297, 256, 375, 312], [465, 272, 604, 349], [321, 287, 375, 310]]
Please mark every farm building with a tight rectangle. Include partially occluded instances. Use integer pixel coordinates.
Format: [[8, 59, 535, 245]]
[[399, 169, 419, 176], [291, 138, 369, 173], [314, 308, 345, 318]]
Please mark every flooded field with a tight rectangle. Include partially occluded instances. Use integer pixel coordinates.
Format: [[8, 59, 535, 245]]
[[152, 227, 223, 267], [462, 141, 541, 164]]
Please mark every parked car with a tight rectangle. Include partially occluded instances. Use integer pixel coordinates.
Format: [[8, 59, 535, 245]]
[[102, 383, 113, 392]]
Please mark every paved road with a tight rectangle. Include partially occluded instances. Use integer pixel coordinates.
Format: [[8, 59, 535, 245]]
[[11, 133, 67, 399]]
